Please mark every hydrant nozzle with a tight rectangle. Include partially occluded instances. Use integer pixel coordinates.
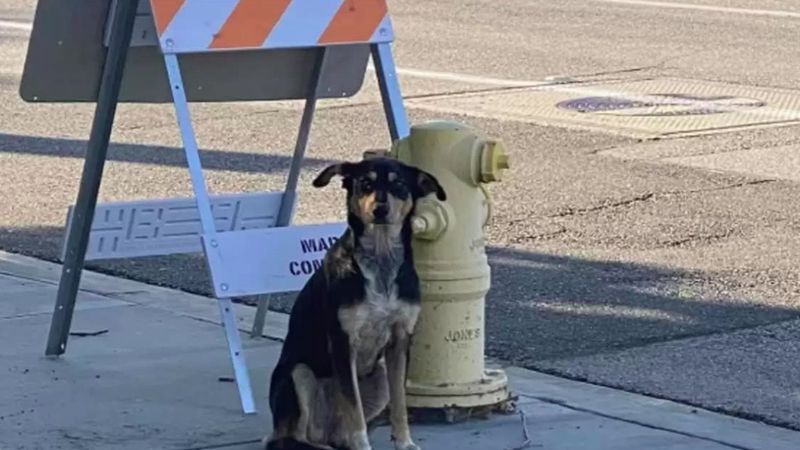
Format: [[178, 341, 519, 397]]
[[410, 197, 450, 241], [480, 140, 510, 183]]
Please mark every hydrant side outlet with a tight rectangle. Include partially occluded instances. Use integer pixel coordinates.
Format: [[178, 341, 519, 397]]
[[390, 121, 512, 412]]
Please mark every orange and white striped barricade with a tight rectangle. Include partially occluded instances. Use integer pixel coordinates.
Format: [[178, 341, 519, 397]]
[[23, 0, 409, 415]]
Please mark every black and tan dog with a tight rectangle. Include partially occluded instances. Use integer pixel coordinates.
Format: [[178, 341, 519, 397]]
[[265, 157, 446, 450]]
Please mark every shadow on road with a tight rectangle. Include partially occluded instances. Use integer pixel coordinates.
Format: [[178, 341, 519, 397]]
[[487, 247, 800, 362], [0, 133, 338, 174], [3, 225, 798, 365]]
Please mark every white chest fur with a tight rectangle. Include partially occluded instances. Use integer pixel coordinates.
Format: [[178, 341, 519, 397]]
[[338, 230, 420, 376], [338, 290, 420, 376]]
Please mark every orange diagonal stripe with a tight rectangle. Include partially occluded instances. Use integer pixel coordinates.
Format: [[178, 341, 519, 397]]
[[318, 0, 388, 44], [151, 0, 186, 35], [210, 0, 292, 49]]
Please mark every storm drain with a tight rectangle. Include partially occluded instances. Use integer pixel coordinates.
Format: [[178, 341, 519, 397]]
[[407, 78, 800, 138]]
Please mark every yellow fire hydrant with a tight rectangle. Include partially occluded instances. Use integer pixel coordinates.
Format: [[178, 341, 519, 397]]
[[372, 120, 511, 420]]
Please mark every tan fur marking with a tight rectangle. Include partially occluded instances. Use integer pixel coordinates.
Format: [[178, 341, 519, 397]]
[[291, 364, 317, 442], [355, 192, 377, 223], [347, 358, 371, 450], [387, 324, 417, 449], [360, 359, 390, 421], [271, 360, 386, 450]]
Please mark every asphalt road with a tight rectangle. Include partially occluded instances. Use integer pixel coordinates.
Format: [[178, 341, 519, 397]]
[[2, 0, 800, 431]]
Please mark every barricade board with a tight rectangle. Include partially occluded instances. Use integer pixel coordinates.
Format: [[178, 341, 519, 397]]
[[203, 223, 348, 297], [150, 0, 394, 54], [63, 192, 284, 261], [20, 0, 370, 103], [30, 0, 410, 415]]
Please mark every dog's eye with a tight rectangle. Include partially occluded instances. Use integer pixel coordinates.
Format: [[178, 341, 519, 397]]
[[391, 181, 408, 196], [359, 180, 374, 192]]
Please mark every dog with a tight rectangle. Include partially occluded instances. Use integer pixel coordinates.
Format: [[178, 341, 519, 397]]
[[264, 157, 446, 450]]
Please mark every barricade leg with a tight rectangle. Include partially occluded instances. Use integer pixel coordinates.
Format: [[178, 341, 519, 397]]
[[251, 48, 330, 338], [163, 54, 216, 227], [371, 42, 410, 141], [163, 53, 256, 414], [45, 0, 138, 357], [250, 294, 271, 338], [219, 298, 256, 414]]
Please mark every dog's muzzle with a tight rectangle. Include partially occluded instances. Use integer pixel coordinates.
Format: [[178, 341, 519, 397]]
[[373, 204, 389, 223]]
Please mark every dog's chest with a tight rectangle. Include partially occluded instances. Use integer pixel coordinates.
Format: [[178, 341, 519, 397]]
[[336, 230, 420, 375], [339, 280, 419, 376]]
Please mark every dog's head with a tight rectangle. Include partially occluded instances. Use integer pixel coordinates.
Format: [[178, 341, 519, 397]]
[[313, 157, 446, 227]]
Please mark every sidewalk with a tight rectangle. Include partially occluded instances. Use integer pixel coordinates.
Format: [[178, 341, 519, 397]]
[[1, 250, 798, 450]]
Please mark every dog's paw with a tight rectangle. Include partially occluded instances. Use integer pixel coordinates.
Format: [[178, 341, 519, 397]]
[[350, 430, 372, 450], [394, 440, 420, 450]]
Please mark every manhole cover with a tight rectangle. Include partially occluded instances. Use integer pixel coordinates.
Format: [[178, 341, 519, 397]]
[[407, 78, 800, 138], [556, 93, 766, 117]]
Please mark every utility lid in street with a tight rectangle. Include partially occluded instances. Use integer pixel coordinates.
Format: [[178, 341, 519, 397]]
[[408, 78, 800, 138]]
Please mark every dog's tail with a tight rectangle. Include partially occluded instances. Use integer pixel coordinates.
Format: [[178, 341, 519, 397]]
[[264, 437, 334, 450]]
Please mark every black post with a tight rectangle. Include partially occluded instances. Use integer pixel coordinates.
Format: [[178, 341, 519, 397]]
[[45, 1, 138, 356]]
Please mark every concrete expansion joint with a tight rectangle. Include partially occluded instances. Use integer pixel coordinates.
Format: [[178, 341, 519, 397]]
[[524, 394, 759, 450]]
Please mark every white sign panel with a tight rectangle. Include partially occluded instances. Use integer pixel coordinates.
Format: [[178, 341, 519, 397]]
[[203, 222, 348, 297], [67, 192, 284, 261]]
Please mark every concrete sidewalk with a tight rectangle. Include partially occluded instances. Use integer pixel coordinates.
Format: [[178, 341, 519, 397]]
[[1, 250, 797, 450]]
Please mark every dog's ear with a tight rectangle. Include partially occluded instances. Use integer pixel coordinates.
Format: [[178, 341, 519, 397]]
[[313, 163, 356, 188], [414, 168, 447, 201]]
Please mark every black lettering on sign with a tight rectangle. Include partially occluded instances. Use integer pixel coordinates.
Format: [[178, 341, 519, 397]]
[[300, 236, 340, 254], [300, 239, 317, 254], [444, 328, 482, 343], [288, 258, 325, 276]]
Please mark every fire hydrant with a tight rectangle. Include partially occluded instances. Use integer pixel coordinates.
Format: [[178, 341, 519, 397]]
[[371, 121, 511, 419]]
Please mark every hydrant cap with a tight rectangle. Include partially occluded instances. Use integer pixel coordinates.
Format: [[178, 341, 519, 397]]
[[480, 140, 510, 183]]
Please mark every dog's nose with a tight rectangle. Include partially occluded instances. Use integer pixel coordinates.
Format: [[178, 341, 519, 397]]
[[373, 204, 389, 219]]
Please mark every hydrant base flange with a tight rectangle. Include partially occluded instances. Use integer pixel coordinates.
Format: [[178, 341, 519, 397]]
[[405, 368, 510, 409]]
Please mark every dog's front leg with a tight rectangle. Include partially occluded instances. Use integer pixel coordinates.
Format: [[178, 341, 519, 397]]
[[387, 327, 419, 450], [331, 329, 371, 450]]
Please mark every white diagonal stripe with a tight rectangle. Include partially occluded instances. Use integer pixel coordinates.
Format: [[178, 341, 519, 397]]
[[162, 0, 239, 52], [266, 0, 343, 48]]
